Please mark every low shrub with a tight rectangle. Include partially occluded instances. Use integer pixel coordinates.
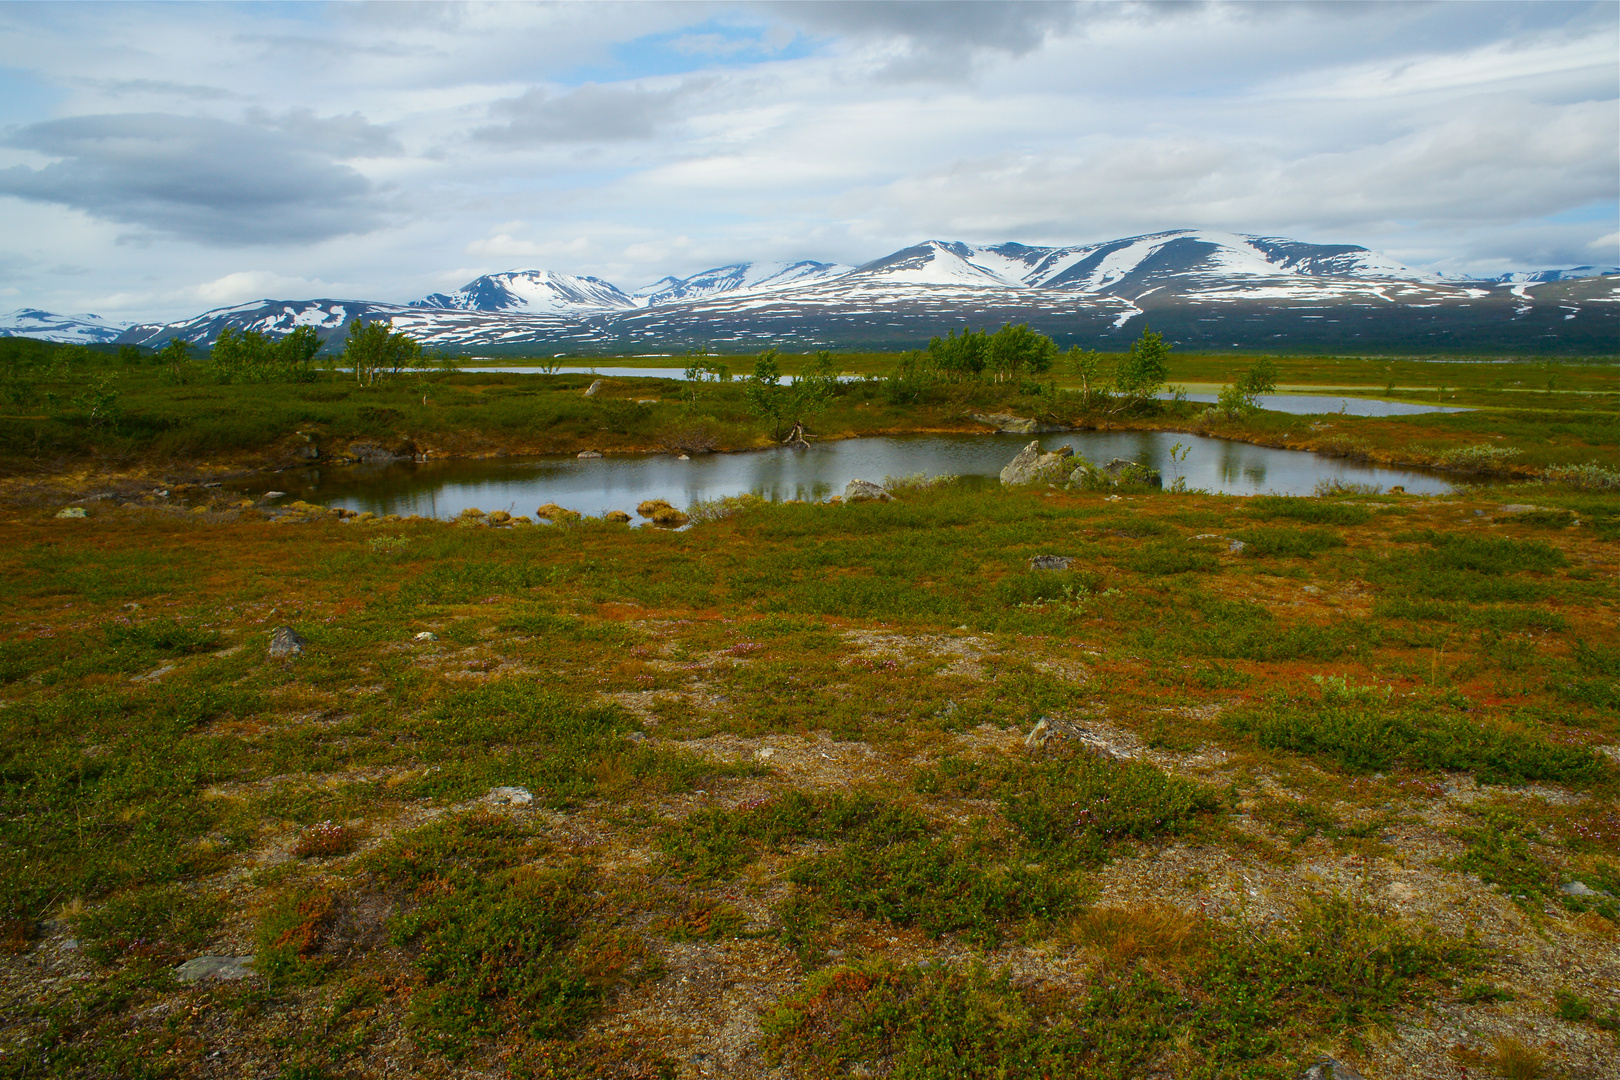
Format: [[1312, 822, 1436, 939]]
[[72, 884, 224, 965], [1436, 445, 1521, 473], [1251, 495, 1372, 525], [1235, 526, 1347, 559]]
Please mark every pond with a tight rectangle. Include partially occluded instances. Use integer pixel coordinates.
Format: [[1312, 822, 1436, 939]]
[[458, 366, 1470, 418], [240, 430, 1469, 520]]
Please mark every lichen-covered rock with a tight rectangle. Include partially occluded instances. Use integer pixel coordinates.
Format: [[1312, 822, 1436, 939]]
[[999, 441, 1074, 486], [843, 479, 892, 503], [175, 955, 256, 982], [637, 499, 674, 518], [267, 626, 305, 660], [536, 503, 581, 523], [650, 506, 690, 528], [969, 412, 1066, 434], [583, 379, 604, 397], [1028, 555, 1072, 571], [1066, 456, 1163, 491]]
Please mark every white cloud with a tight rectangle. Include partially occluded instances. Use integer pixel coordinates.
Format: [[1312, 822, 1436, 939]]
[[0, 0, 1612, 319]]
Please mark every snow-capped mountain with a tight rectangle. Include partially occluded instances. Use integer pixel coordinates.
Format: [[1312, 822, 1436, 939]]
[[632, 260, 856, 305], [53, 229, 1615, 355], [414, 270, 634, 314], [0, 308, 128, 345]]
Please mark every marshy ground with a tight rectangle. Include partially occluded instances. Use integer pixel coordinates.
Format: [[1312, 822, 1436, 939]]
[[0, 468, 1616, 1079]]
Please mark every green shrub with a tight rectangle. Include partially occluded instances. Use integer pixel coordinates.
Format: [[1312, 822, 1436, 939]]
[[102, 617, 221, 656], [996, 568, 1104, 606], [1235, 526, 1347, 559], [1228, 701, 1609, 786], [255, 886, 336, 986], [72, 884, 224, 964], [1249, 496, 1371, 526], [1127, 541, 1219, 576]]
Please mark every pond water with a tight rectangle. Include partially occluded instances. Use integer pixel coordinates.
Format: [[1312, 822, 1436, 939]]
[[242, 430, 1467, 520], [457, 367, 1469, 417]]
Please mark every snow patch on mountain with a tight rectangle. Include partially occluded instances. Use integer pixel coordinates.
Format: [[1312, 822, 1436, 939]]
[[633, 260, 854, 305], [0, 308, 129, 345], [415, 270, 634, 314]]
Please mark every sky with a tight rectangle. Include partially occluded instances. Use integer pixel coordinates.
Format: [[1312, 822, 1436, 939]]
[[0, 0, 1616, 324]]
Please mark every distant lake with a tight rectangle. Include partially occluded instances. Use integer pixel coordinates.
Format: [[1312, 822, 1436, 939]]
[[455, 366, 1471, 417], [236, 430, 1470, 520]]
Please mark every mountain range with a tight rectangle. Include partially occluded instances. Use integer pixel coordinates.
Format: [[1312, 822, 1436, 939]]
[[5, 230, 1616, 354]]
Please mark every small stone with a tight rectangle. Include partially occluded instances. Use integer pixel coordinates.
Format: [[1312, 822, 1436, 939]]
[[262, 491, 287, 500], [488, 786, 533, 807], [577, 450, 602, 459], [1228, 540, 1246, 553], [413, 631, 438, 641], [625, 731, 647, 743], [1028, 555, 1072, 571], [583, 378, 604, 397], [174, 955, 256, 982], [757, 747, 775, 759], [843, 478, 892, 504], [1302, 1057, 1364, 1080], [55, 507, 88, 518], [1561, 880, 1612, 898], [60, 938, 80, 952], [677, 453, 690, 461], [267, 626, 306, 659], [1024, 718, 1053, 752]]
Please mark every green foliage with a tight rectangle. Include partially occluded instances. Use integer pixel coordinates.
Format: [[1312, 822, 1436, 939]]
[[764, 897, 1472, 1080], [1114, 326, 1171, 400], [1449, 811, 1556, 904], [341, 319, 423, 387], [255, 886, 336, 985], [996, 568, 1105, 606], [1248, 495, 1372, 527], [1228, 700, 1610, 786], [209, 325, 322, 384], [1001, 752, 1220, 864], [72, 884, 224, 965], [1214, 357, 1279, 417], [102, 617, 221, 656], [389, 858, 651, 1056], [1127, 541, 1220, 576], [928, 327, 989, 378], [1235, 526, 1347, 559]]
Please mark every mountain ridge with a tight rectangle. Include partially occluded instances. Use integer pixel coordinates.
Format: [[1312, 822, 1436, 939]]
[[6, 230, 1616, 353]]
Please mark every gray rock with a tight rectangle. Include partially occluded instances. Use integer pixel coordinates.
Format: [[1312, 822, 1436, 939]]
[[267, 626, 306, 659], [1102, 458, 1163, 488], [261, 491, 287, 500], [625, 731, 648, 744], [413, 631, 438, 641], [1229, 540, 1246, 553], [1302, 1057, 1364, 1080], [1024, 717, 1056, 751], [584, 379, 604, 397], [844, 478, 892, 503], [1028, 555, 1072, 571], [969, 412, 1066, 434], [488, 786, 533, 806], [174, 955, 256, 982], [55, 507, 88, 518], [1000, 441, 1074, 486], [577, 450, 603, 459], [1561, 880, 1613, 898]]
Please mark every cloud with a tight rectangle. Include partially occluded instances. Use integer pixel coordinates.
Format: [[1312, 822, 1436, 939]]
[[245, 107, 404, 158], [0, 113, 386, 245], [473, 79, 715, 145]]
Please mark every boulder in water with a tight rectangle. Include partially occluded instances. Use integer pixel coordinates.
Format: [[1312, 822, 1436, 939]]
[[843, 479, 892, 504], [1000, 441, 1074, 486]]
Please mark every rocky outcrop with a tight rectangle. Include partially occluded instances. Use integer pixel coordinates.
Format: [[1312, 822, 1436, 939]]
[[843, 479, 892, 504], [999, 441, 1074, 486], [1066, 456, 1163, 491], [969, 412, 1068, 434]]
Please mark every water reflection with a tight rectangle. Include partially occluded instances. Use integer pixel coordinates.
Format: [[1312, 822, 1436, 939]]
[[236, 430, 1469, 520]]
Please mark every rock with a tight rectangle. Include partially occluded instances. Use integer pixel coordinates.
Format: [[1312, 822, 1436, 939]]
[[651, 506, 690, 528], [604, 510, 632, 524], [175, 955, 256, 983], [536, 503, 581, 523], [262, 491, 287, 500], [413, 631, 438, 641], [487, 510, 512, 525], [1302, 1057, 1364, 1080], [638, 499, 675, 517], [347, 440, 414, 463], [1000, 441, 1074, 486], [1065, 457, 1163, 491], [969, 412, 1067, 434], [625, 731, 647, 744], [488, 786, 533, 807], [577, 450, 602, 459], [1024, 717, 1055, 752], [1561, 880, 1613, 898], [54, 507, 87, 518], [1028, 555, 1072, 571], [267, 626, 306, 659], [844, 478, 892, 504], [583, 378, 604, 397], [677, 453, 690, 461], [1228, 540, 1246, 553], [294, 445, 319, 460]]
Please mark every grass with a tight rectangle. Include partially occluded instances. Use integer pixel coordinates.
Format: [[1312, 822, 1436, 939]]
[[0, 381, 1615, 1077]]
